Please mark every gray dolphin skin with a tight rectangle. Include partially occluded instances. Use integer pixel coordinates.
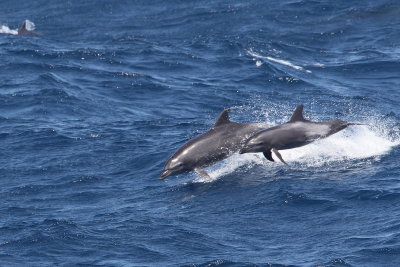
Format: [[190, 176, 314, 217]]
[[239, 105, 365, 164], [160, 109, 269, 179], [18, 20, 39, 36]]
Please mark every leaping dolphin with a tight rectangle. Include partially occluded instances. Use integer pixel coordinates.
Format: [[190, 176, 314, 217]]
[[239, 105, 365, 164], [160, 109, 270, 179]]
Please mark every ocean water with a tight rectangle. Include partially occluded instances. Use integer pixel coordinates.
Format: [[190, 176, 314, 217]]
[[1, 0, 400, 266]]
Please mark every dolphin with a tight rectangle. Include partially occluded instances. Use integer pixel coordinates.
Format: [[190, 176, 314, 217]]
[[160, 109, 270, 179], [239, 105, 365, 164], [18, 20, 39, 36]]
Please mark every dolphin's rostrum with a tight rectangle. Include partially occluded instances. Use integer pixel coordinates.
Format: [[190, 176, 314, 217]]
[[160, 109, 269, 179], [239, 105, 365, 163]]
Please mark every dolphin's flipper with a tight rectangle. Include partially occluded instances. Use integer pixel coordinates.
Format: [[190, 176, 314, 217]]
[[263, 150, 274, 162], [194, 168, 211, 178], [272, 148, 288, 165]]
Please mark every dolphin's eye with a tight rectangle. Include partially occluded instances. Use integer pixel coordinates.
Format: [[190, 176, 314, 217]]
[[172, 162, 184, 169]]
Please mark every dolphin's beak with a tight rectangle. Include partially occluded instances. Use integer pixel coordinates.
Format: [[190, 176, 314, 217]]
[[159, 169, 172, 179]]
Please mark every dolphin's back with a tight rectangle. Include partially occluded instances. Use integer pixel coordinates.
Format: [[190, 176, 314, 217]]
[[258, 121, 331, 150], [173, 122, 264, 168]]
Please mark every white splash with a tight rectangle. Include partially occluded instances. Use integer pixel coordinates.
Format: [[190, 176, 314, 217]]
[[247, 50, 312, 73], [24, 20, 35, 31], [278, 125, 397, 164], [0, 25, 18, 35], [193, 153, 261, 183], [194, 123, 399, 183]]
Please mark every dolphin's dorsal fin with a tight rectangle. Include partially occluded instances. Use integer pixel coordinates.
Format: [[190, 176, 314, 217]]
[[289, 104, 305, 123], [213, 108, 230, 127], [18, 21, 27, 34], [20, 21, 27, 30], [18, 20, 37, 36]]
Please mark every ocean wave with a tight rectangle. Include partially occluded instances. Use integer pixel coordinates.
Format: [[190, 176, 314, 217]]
[[344, 189, 400, 201], [183, 259, 299, 267], [359, 246, 400, 255], [279, 191, 335, 206], [319, 258, 353, 267]]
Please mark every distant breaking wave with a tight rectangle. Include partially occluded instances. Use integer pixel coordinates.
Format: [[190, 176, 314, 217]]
[[247, 49, 312, 73]]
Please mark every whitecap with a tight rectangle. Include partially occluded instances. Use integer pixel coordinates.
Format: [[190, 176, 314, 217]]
[[247, 49, 312, 73]]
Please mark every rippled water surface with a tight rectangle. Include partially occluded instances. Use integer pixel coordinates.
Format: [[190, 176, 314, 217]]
[[1, 1, 400, 266]]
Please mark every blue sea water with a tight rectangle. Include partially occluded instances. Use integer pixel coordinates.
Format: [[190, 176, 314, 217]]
[[1, 0, 400, 266]]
